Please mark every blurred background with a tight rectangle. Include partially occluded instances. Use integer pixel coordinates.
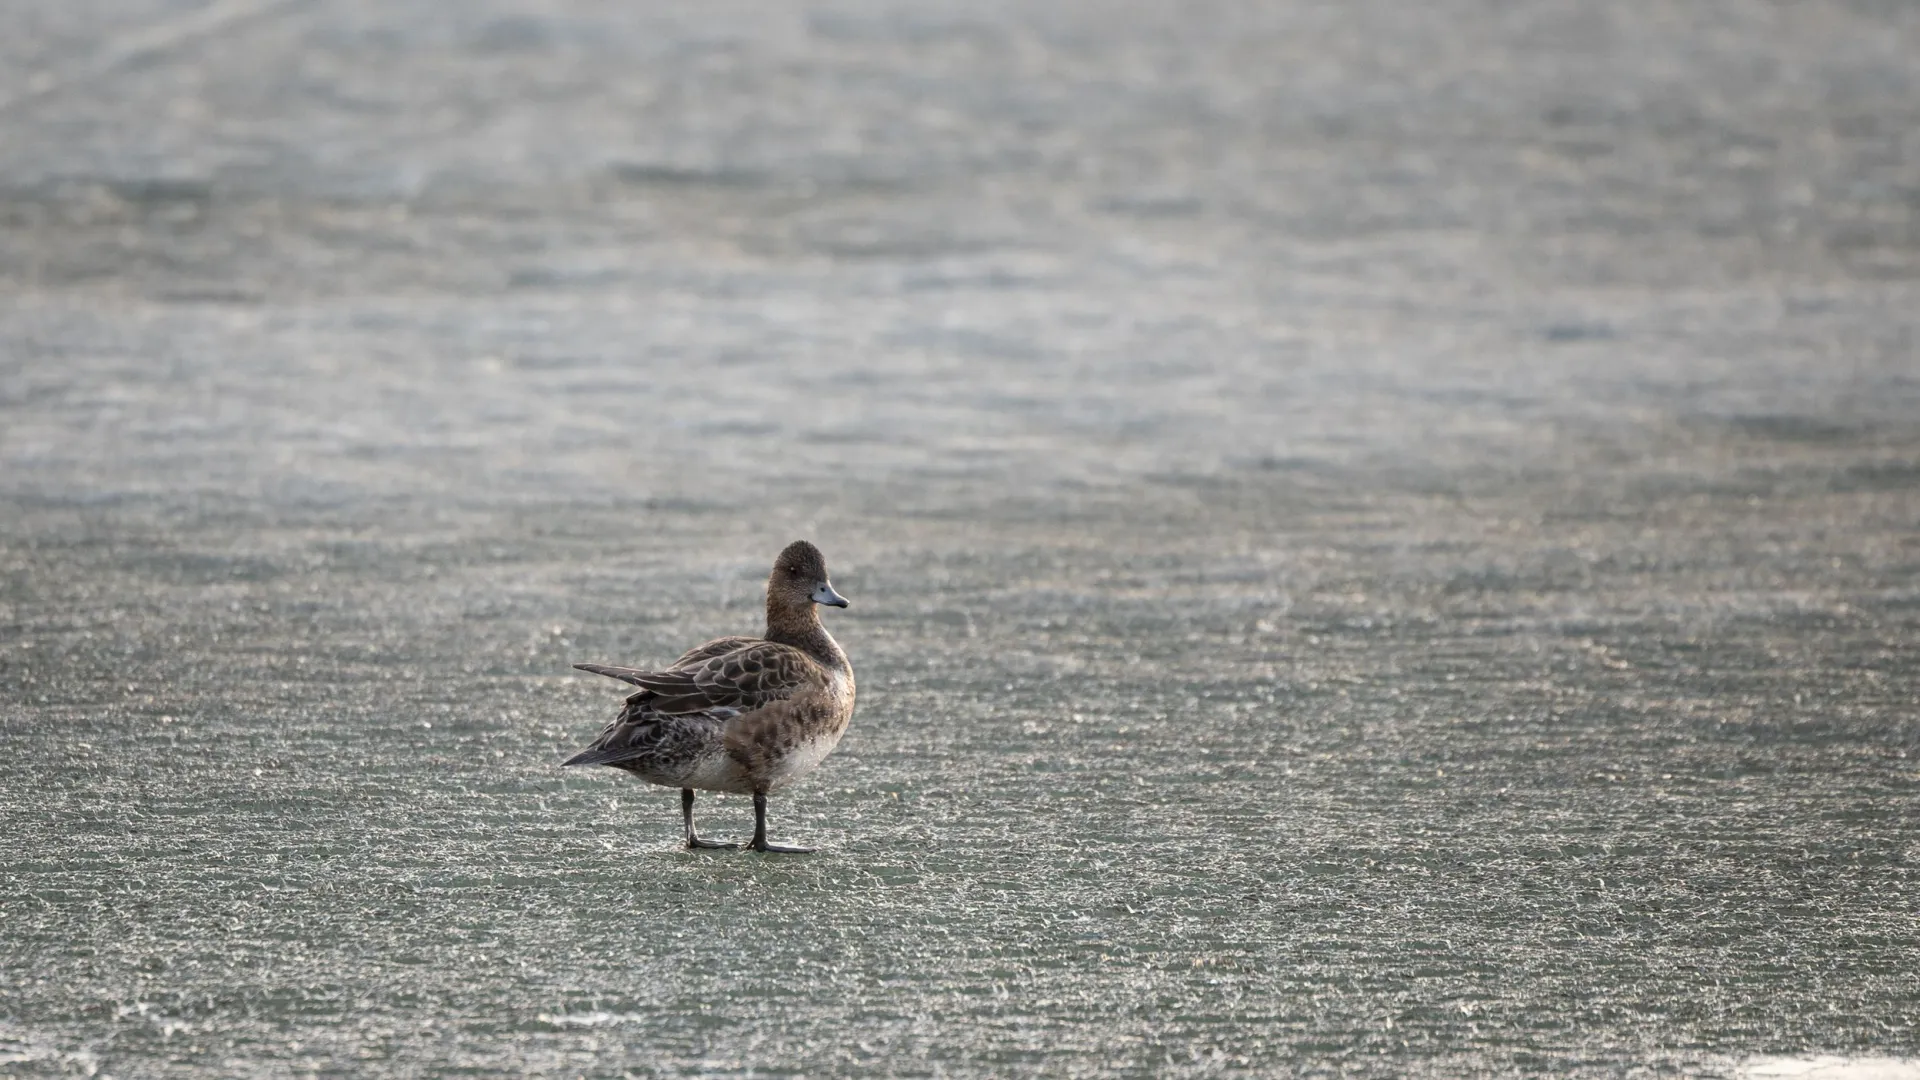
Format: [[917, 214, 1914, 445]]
[[2, 1, 1917, 1076]]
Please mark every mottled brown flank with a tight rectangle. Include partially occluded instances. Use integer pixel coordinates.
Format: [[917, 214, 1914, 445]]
[[566, 541, 855, 797]]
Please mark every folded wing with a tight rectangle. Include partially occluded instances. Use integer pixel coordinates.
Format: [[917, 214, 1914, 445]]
[[564, 640, 827, 768], [626, 641, 827, 715]]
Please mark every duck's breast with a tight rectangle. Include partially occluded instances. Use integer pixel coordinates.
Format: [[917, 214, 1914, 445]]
[[762, 728, 848, 792], [765, 669, 854, 791]]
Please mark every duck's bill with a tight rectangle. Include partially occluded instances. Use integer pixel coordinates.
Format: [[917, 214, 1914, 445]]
[[812, 583, 851, 608]]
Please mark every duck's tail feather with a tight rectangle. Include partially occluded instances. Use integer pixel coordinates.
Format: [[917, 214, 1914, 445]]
[[561, 744, 648, 768], [573, 662, 652, 687]]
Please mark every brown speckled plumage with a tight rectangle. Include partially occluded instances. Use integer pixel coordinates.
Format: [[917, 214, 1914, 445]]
[[564, 541, 855, 852]]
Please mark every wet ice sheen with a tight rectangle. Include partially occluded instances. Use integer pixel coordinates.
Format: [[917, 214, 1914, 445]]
[[1745, 1060, 1920, 1080], [3, 0, 1919, 1077]]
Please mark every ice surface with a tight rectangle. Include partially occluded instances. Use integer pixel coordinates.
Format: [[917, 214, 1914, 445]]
[[2, 1, 1917, 1076]]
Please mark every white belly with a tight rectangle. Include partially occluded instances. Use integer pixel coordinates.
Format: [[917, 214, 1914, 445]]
[[640, 751, 752, 795], [764, 731, 845, 793]]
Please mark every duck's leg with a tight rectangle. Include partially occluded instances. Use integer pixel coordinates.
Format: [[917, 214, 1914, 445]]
[[682, 788, 739, 850], [749, 791, 815, 854]]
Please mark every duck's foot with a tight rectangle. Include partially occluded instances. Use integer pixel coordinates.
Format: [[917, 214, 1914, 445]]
[[750, 839, 816, 854], [749, 791, 816, 854]]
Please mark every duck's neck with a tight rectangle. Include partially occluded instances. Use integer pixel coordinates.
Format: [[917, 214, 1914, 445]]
[[765, 600, 848, 671]]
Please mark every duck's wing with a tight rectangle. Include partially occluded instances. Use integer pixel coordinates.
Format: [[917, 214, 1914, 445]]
[[564, 640, 817, 768], [625, 641, 828, 716], [571, 636, 761, 687]]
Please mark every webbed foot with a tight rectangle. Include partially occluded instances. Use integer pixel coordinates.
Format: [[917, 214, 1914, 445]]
[[749, 839, 815, 854]]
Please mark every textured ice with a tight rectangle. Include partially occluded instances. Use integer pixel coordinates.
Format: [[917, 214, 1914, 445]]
[[2, 1, 1918, 1076]]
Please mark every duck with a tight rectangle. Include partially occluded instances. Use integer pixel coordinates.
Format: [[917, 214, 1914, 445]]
[[563, 540, 856, 853]]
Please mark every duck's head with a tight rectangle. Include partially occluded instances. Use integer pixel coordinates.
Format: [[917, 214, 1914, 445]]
[[770, 540, 849, 611]]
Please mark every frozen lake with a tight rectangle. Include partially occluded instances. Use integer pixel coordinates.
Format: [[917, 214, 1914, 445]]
[[3, 1, 1918, 1075]]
